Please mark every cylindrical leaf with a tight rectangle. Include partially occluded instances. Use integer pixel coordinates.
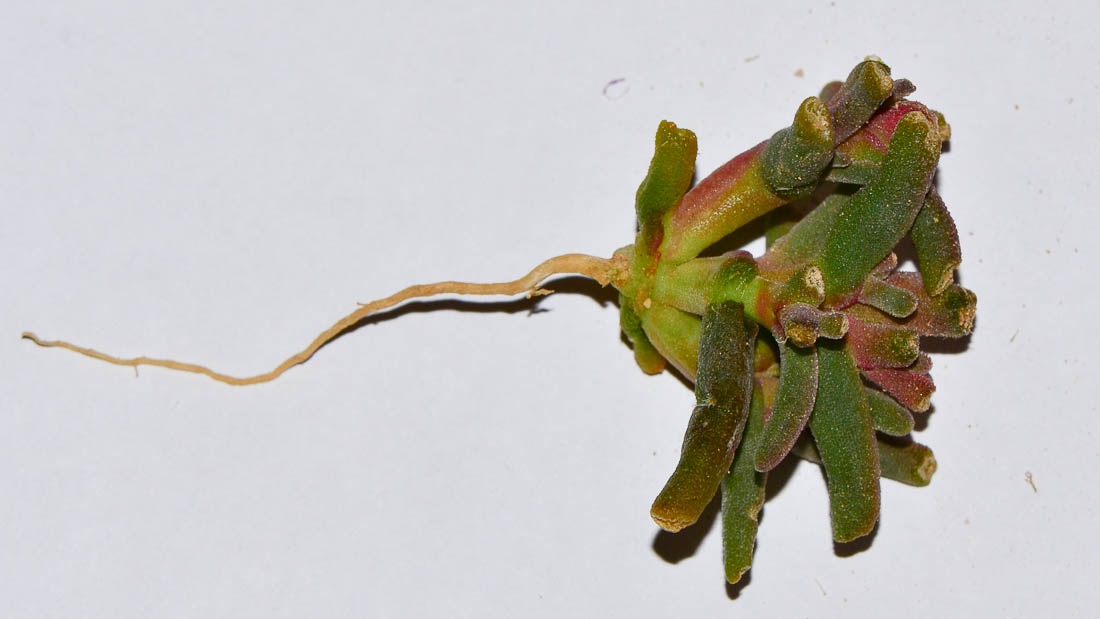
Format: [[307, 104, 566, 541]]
[[721, 382, 770, 583], [619, 295, 667, 375], [755, 343, 819, 471], [651, 302, 756, 532], [808, 342, 881, 542], [866, 388, 915, 436], [791, 435, 935, 487], [817, 112, 941, 304], [910, 187, 962, 296], [826, 60, 895, 144], [761, 97, 835, 198], [863, 368, 936, 412], [859, 277, 918, 318]]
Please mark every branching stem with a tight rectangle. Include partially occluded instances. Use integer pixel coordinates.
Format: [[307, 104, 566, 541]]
[[23, 253, 624, 386]]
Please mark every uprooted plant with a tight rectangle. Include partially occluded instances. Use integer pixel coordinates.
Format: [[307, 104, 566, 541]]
[[24, 58, 975, 585]]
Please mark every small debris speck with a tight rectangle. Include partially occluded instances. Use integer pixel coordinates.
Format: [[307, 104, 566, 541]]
[[602, 78, 629, 100], [964, 519, 970, 525], [1067, 97, 1074, 104], [1014, 104, 1020, 110], [745, 55, 760, 63], [1024, 471, 1037, 493], [1010, 329, 1019, 343], [794, 68, 804, 78], [813, 578, 827, 596]]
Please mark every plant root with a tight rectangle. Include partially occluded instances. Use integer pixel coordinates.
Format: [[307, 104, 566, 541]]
[[22, 253, 624, 386]]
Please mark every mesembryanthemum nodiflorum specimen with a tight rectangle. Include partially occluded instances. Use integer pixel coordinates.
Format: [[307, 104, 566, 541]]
[[25, 58, 975, 587], [619, 59, 973, 582]]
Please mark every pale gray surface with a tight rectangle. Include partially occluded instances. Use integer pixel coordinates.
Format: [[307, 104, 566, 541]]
[[2, 1, 1097, 617]]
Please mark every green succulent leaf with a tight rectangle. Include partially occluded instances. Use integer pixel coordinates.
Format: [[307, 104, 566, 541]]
[[758, 193, 849, 278], [721, 380, 771, 584], [808, 341, 881, 542], [817, 112, 941, 304], [651, 302, 757, 532], [792, 434, 936, 487], [825, 59, 894, 144], [911, 187, 962, 296], [756, 343, 819, 472], [876, 440, 937, 486], [619, 294, 667, 375], [761, 97, 836, 198], [640, 304, 702, 379], [632, 120, 698, 276], [859, 277, 918, 318], [827, 100, 943, 185], [635, 120, 698, 227], [866, 388, 916, 436]]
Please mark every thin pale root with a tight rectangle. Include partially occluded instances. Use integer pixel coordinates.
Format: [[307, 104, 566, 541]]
[[23, 253, 625, 386]]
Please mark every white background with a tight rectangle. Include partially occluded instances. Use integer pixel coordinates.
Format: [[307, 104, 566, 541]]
[[3, 1, 1097, 617]]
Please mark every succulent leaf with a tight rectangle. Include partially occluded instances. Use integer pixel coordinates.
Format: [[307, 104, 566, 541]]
[[846, 317, 920, 369], [883, 272, 977, 337], [876, 440, 937, 486], [619, 294, 667, 374], [863, 367, 936, 412], [758, 192, 849, 278], [827, 99, 945, 185], [866, 387, 916, 436], [755, 343, 819, 472], [640, 304, 702, 379], [808, 341, 881, 542], [859, 277, 918, 318], [721, 380, 771, 583], [635, 120, 698, 226], [817, 112, 941, 304], [633, 121, 698, 275], [911, 187, 962, 296], [651, 302, 757, 532], [792, 434, 936, 487], [826, 59, 895, 144], [761, 97, 836, 198]]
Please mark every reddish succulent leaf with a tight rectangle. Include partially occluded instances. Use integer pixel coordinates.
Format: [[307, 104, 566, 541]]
[[827, 100, 943, 185], [911, 352, 933, 374], [863, 368, 936, 412], [846, 317, 920, 369], [663, 141, 784, 263], [885, 272, 976, 337]]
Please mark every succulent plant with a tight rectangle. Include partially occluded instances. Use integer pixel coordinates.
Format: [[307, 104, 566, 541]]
[[24, 58, 975, 586]]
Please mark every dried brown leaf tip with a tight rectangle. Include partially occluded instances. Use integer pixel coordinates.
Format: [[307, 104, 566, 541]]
[[24, 59, 975, 592]]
